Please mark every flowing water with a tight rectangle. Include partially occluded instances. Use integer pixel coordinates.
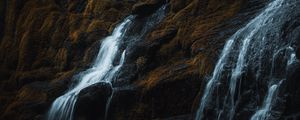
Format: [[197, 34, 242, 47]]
[[196, 0, 300, 119], [47, 16, 133, 120], [47, 5, 166, 120], [250, 81, 281, 120]]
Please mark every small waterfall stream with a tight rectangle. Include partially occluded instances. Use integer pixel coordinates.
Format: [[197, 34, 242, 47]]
[[195, 0, 300, 119], [250, 82, 281, 120], [47, 5, 166, 120], [47, 16, 134, 120]]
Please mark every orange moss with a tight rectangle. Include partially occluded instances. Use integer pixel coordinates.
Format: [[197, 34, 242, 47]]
[[138, 0, 242, 91], [137, 59, 199, 90]]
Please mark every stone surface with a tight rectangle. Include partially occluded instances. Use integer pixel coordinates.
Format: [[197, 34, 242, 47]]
[[75, 82, 113, 120], [1, 0, 299, 120]]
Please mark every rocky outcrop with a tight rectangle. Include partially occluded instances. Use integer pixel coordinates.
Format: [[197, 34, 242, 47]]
[[75, 82, 113, 120]]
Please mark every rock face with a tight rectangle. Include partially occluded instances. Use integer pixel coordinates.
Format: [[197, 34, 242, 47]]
[[132, 0, 166, 18], [75, 82, 112, 120], [0, 0, 299, 120]]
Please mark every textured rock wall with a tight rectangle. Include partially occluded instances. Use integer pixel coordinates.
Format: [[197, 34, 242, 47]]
[[0, 0, 139, 119], [112, 0, 271, 119], [3, 0, 297, 120]]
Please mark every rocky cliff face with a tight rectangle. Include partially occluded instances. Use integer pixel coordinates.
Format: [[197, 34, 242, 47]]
[[0, 0, 299, 120], [0, 0, 138, 119]]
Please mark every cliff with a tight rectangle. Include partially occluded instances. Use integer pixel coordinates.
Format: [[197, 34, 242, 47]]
[[0, 0, 299, 120]]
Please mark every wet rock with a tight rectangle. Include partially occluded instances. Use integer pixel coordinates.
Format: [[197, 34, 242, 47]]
[[1, 0, 293, 120], [281, 63, 300, 119], [132, 0, 166, 18], [105, 86, 140, 120], [135, 65, 200, 119], [74, 82, 113, 120]]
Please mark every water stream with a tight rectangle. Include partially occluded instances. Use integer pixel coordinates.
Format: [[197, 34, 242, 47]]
[[47, 16, 134, 120], [47, 5, 166, 120], [195, 0, 299, 119]]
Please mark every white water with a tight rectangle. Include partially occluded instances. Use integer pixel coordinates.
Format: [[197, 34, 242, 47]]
[[251, 46, 297, 120], [195, 0, 299, 119], [250, 82, 281, 120], [195, 39, 235, 120], [48, 4, 167, 120], [47, 16, 134, 120]]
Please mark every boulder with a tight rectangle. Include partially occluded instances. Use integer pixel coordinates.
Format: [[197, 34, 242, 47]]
[[74, 82, 113, 120]]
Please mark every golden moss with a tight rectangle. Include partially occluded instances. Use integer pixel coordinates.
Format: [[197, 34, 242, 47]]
[[137, 59, 199, 90]]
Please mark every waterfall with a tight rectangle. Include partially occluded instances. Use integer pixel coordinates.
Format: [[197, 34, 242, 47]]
[[47, 4, 166, 120], [250, 82, 281, 120], [196, 39, 235, 120], [195, 0, 300, 119], [47, 16, 134, 120]]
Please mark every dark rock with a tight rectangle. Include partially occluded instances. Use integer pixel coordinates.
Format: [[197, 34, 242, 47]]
[[139, 73, 200, 119], [2, 0, 297, 120], [68, 0, 87, 13], [132, 0, 166, 18], [281, 63, 300, 118], [105, 86, 140, 120], [113, 64, 138, 87], [74, 82, 113, 120]]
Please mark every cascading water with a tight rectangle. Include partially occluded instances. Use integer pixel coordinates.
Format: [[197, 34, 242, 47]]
[[195, 0, 300, 119], [47, 4, 167, 120], [47, 16, 134, 120], [250, 82, 281, 120], [104, 5, 167, 120]]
